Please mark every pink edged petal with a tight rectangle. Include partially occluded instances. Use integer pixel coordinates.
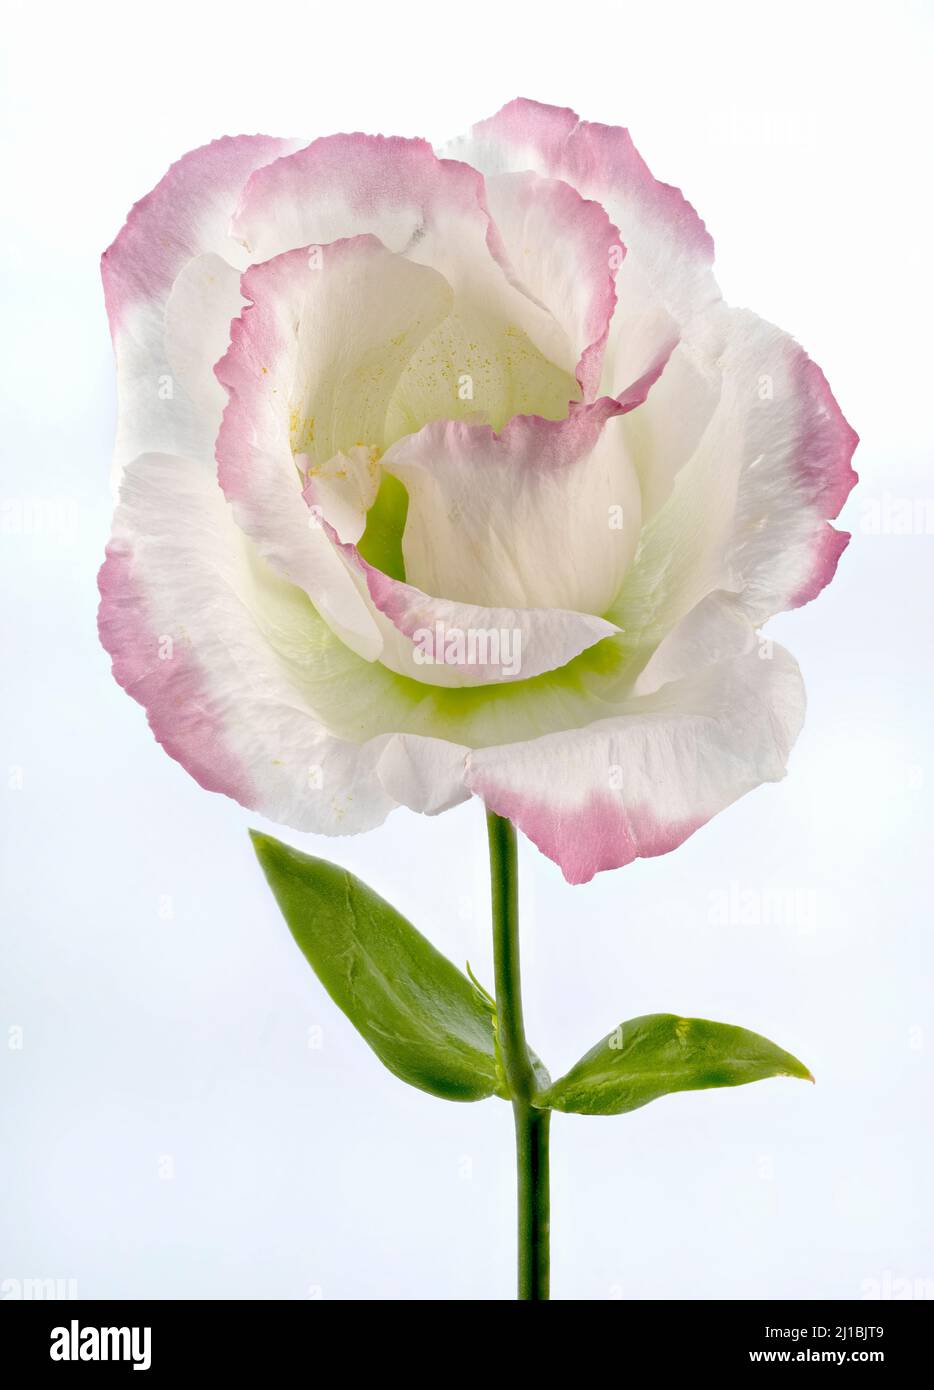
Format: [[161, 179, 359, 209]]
[[232, 132, 577, 400], [307, 507, 620, 688], [98, 452, 400, 835], [232, 133, 481, 270], [467, 642, 806, 884], [482, 171, 623, 398], [789, 523, 851, 609], [214, 236, 454, 659], [708, 309, 857, 617], [447, 97, 715, 310], [609, 303, 858, 650], [783, 356, 858, 608], [102, 134, 301, 479], [790, 353, 859, 518], [99, 538, 255, 808], [102, 135, 300, 328], [443, 99, 719, 397], [380, 400, 641, 616]]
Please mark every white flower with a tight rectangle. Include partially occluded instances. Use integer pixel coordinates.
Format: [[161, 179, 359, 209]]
[[99, 100, 856, 882]]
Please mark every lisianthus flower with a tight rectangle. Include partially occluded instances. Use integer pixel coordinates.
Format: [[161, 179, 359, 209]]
[[99, 99, 856, 883]]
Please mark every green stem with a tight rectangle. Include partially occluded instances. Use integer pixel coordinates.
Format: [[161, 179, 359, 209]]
[[487, 811, 550, 1301]]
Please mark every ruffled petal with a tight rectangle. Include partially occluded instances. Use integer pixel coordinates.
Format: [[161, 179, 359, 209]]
[[97, 452, 398, 833], [214, 236, 455, 659], [381, 401, 641, 615], [101, 134, 300, 481], [304, 502, 621, 688], [481, 171, 623, 397], [98, 451, 495, 832], [608, 303, 858, 661], [467, 640, 805, 883], [442, 99, 718, 398], [233, 132, 580, 427]]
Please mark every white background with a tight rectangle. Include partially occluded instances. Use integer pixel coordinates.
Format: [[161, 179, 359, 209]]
[[2, 0, 932, 1300]]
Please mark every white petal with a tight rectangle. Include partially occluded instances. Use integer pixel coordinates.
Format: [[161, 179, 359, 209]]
[[375, 733, 470, 815], [317, 521, 621, 688], [609, 304, 858, 657], [467, 642, 806, 883], [382, 403, 641, 615], [164, 252, 244, 435], [481, 170, 622, 397]]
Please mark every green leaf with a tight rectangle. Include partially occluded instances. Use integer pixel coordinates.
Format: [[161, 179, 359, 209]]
[[538, 1013, 814, 1116], [250, 831, 503, 1102]]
